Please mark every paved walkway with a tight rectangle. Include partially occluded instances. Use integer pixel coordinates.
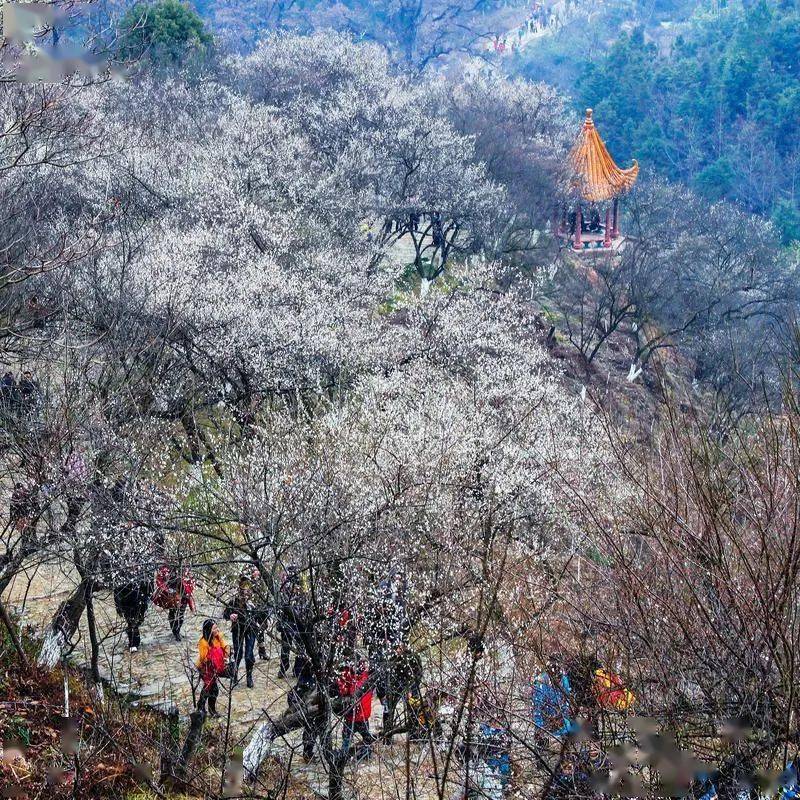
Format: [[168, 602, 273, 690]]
[[3, 562, 455, 797], [5, 562, 299, 734]]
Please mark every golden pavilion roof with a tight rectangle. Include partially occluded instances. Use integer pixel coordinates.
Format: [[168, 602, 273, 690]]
[[568, 109, 639, 203]]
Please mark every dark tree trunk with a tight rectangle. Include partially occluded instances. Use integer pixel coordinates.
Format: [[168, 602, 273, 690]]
[[37, 578, 89, 669], [0, 596, 28, 668], [159, 706, 184, 785], [163, 709, 206, 786], [83, 580, 101, 683]]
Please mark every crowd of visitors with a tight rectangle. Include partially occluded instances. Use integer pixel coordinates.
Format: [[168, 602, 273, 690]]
[[489, 1, 564, 55], [187, 564, 432, 766], [13, 494, 782, 800], [101, 554, 645, 786], [72, 539, 761, 797]]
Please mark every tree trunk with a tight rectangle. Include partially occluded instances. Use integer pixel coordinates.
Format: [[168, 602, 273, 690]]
[[243, 693, 347, 782], [0, 596, 28, 668], [160, 705, 181, 778], [163, 709, 206, 786], [37, 578, 89, 670], [83, 580, 101, 683]]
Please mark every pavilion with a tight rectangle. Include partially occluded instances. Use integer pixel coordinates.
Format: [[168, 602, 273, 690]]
[[556, 108, 639, 252]]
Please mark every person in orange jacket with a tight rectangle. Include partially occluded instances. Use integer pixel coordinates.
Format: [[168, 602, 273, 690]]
[[337, 657, 375, 758], [196, 619, 229, 718]]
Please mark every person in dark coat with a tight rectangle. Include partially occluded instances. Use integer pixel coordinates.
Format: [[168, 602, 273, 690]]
[[113, 578, 153, 652], [277, 565, 305, 677], [367, 572, 412, 739], [17, 370, 39, 408], [566, 653, 601, 737], [287, 654, 321, 761], [0, 371, 16, 413], [224, 575, 259, 688], [381, 641, 423, 742], [246, 566, 270, 661]]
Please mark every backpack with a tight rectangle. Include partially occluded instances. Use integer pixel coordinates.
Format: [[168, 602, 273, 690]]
[[593, 668, 635, 711]]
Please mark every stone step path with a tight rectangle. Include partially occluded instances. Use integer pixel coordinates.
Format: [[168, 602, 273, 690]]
[[3, 562, 449, 798], [5, 562, 292, 735]]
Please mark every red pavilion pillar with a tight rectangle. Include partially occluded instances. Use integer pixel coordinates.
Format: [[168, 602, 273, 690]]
[[612, 197, 619, 238], [604, 207, 612, 247], [573, 205, 582, 250]]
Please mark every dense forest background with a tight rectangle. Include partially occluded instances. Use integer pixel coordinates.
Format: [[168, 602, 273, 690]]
[[97, 0, 800, 243], [516, 0, 800, 240]]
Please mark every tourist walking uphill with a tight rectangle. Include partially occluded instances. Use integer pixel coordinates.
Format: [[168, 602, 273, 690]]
[[367, 571, 412, 740], [337, 657, 376, 759], [277, 564, 308, 678], [532, 656, 573, 743], [287, 650, 321, 762], [100, 482, 162, 654], [247, 565, 270, 661], [113, 577, 153, 653], [382, 640, 424, 742]]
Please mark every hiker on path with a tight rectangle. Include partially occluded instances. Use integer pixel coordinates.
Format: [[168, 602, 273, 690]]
[[286, 653, 324, 762], [0, 371, 16, 413], [367, 572, 411, 739], [566, 653, 601, 736], [18, 370, 39, 411], [224, 575, 259, 687], [196, 619, 229, 717], [152, 562, 196, 641], [532, 657, 573, 741], [113, 577, 153, 653], [337, 658, 376, 759], [380, 641, 423, 742], [466, 720, 511, 800], [247, 565, 270, 661], [277, 565, 308, 677]]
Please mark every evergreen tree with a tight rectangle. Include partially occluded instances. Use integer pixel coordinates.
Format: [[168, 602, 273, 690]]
[[116, 0, 212, 66], [568, 1, 800, 216], [772, 200, 800, 245]]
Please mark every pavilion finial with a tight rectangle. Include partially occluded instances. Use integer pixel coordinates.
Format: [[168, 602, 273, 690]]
[[585, 108, 594, 126]]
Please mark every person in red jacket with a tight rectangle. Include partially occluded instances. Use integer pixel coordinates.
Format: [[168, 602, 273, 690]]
[[337, 658, 375, 758], [152, 563, 196, 641]]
